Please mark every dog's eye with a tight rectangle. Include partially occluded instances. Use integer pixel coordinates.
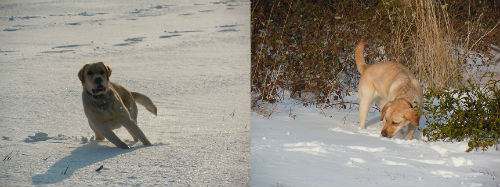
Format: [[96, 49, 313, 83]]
[[99, 70, 104, 74], [391, 121, 397, 125], [87, 71, 93, 75]]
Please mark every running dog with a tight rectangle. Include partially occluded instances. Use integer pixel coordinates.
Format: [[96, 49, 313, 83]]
[[78, 62, 157, 148]]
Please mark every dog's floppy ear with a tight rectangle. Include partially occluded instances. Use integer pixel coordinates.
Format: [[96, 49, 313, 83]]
[[105, 64, 112, 79], [100, 62, 112, 79], [78, 64, 88, 83], [380, 103, 390, 121], [404, 109, 420, 126]]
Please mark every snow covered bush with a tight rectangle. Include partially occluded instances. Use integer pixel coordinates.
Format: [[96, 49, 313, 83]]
[[421, 76, 500, 152]]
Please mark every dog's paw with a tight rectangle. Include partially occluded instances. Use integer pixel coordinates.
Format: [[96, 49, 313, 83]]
[[119, 145, 131, 149], [143, 141, 152, 146]]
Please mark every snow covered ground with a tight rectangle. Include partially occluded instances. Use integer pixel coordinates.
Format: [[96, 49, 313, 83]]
[[251, 94, 500, 187], [0, 0, 249, 186]]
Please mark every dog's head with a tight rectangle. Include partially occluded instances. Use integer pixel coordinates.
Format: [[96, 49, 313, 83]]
[[78, 62, 112, 96], [380, 99, 420, 138]]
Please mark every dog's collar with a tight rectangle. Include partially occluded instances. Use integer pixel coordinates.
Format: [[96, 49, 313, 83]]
[[401, 98, 415, 109], [85, 90, 105, 99], [84, 90, 111, 110]]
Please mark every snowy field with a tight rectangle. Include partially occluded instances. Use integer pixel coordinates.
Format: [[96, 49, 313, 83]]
[[0, 0, 249, 186], [251, 93, 500, 187]]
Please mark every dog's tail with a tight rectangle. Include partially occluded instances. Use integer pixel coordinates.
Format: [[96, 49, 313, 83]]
[[132, 92, 157, 115], [355, 40, 367, 75]]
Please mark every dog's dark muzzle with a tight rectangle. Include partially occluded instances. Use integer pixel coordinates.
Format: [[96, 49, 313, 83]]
[[94, 77, 103, 84], [381, 130, 388, 137], [92, 85, 106, 94]]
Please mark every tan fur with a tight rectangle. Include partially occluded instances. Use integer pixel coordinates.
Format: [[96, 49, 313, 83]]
[[354, 40, 423, 140], [78, 62, 157, 149]]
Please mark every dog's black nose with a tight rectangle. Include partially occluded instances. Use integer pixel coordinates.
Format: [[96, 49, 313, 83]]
[[94, 77, 102, 84], [381, 130, 387, 137]]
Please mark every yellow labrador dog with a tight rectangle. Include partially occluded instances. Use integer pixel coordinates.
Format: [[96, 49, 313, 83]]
[[355, 40, 423, 140], [78, 62, 157, 149]]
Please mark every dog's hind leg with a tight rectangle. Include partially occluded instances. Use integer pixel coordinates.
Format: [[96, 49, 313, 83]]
[[121, 118, 151, 146], [94, 124, 130, 149], [359, 99, 372, 129], [127, 103, 139, 142], [125, 128, 139, 142], [358, 85, 374, 129]]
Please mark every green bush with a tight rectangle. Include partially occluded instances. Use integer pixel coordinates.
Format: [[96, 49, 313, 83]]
[[421, 77, 500, 152]]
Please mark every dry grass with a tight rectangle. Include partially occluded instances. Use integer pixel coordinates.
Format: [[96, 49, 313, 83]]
[[374, 0, 499, 89], [377, 0, 461, 89], [411, 0, 461, 89]]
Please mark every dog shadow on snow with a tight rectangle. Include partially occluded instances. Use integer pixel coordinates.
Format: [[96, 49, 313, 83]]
[[31, 142, 141, 185]]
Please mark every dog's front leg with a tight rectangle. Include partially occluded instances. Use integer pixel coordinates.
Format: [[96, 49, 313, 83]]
[[93, 124, 130, 149], [88, 119, 105, 140], [405, 125, 416, 140]]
